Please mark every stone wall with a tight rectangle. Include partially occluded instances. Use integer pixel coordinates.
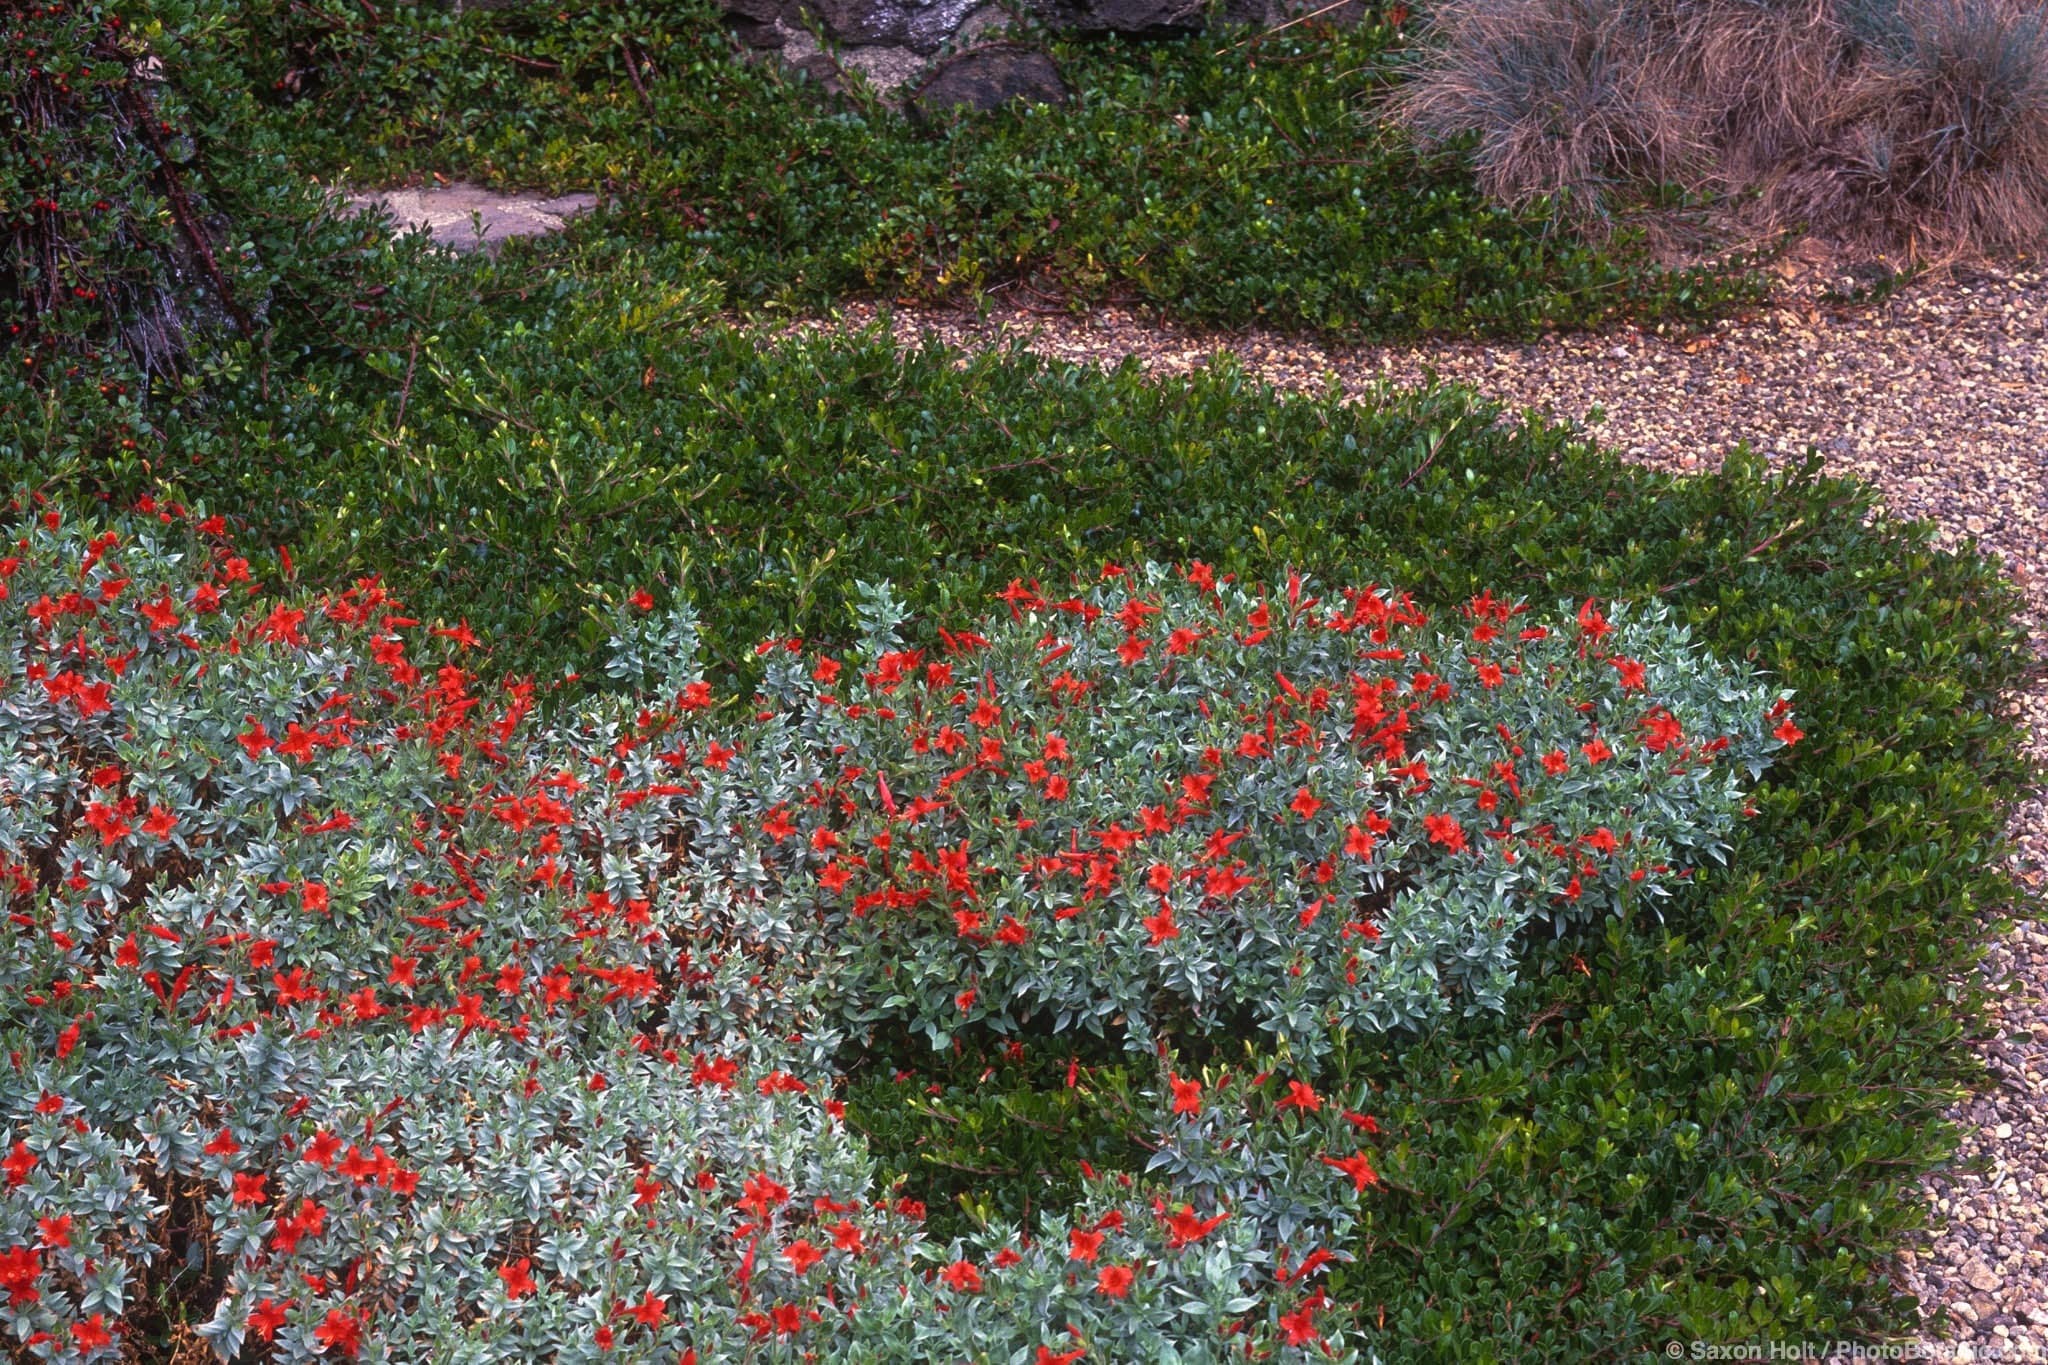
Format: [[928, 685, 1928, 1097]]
[[722, 0, 1361, 110]]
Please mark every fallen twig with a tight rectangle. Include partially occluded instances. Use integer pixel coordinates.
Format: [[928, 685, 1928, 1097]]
[[618, 37, 659, 118], [1216, 0, 1357, 55]]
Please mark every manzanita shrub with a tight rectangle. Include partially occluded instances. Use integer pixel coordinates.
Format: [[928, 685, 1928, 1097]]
[[0, 504, 1792, 1359]]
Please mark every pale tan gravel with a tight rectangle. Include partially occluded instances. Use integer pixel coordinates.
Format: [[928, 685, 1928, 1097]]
[[790, 257, 2048, 1358]]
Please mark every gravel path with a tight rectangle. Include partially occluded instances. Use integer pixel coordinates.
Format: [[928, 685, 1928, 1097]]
[[802, 260, 2048, 1358]]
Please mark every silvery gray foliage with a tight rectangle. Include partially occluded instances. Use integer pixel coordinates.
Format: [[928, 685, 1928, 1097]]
[[683, 565, 1788, 1061], [3, 514, 1396, 1361], [0, 511, 1794, 1359]]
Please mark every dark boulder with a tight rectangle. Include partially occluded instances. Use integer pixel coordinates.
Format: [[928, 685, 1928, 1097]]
[[800, 0, 915, 46], [1030, 0, 1206, 33], [912, 44, 1068, 116]]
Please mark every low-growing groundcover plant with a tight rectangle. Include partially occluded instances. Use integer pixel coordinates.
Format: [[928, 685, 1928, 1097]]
[[0, 504, 1799, 1358], [0, 0, 469, 498], [204, 0, 1761, 336], [16, 241, 2036, 1350]]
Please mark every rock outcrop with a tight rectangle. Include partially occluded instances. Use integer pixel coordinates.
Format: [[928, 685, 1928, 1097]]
[[725, 0, 1362, 108]]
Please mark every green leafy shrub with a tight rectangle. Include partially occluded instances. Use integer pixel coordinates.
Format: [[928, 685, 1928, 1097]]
[[73, 225, 1744, 686], [4, 3, 227, 381], [840, 1041, 1155, 1244], [648, 436, 2023, 1354], [211, 0, 1758, 335], [1, 11, 2035, 1352], [13, 385, 2039, 1357], [0, 0, 451, 489]]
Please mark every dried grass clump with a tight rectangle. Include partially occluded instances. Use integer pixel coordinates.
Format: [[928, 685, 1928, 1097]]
[[1679, 0, 1852, 179], [1390, 0, 1697, 214], [1782, 0, 2048, 254], [1389, 0, 2048, 259]]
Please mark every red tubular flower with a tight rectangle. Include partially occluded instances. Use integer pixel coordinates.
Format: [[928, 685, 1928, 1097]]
[[739, 1172, 790, 1219], [1095, 1263, 1134, 1297], [1159, 1204, 1229, 1247], [313, 1308, 363, 1356], [70, 1315, 113, 1351], [0, 1245, 41, 1306], [2, 1142, 37, 1187], [692, 1055, 739, 1090], [1638, 709, 1684, 752], [1321, 1150, 1380, 1192], [1576, 598, 1611, 642], [247, 1298, 290, 1342], [1276, 1079, 1322, 1114], [1422, 812, 1468, 853], [757, 1071, 808, 1096], [1278, 1303, 1321, 1347], [498, 1258, 536, 1299]]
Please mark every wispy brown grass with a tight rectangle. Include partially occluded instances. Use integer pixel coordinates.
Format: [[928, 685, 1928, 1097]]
[[1389, 0, 2048, 259]]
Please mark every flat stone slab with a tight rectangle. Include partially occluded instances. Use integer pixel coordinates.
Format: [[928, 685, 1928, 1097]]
[[348, 184, 597, 251]]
